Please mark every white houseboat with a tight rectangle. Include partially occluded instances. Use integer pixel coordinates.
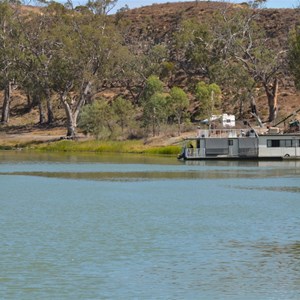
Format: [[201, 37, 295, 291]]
[[178, 125, 300, 160]]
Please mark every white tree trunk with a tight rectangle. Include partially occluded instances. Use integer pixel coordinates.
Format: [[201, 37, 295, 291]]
[[1, 81, 12, 123], [60, 94, 77, 138]]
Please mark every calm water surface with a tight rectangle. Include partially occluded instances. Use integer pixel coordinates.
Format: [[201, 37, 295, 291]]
[[0, 151, 300, 299]]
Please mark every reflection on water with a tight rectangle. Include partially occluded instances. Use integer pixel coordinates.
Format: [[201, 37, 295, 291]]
[[235, 185, 300, 194], [0, 151, 300, 299], [1, 167, 300, 182], [2, 150, 300, 167], [0, 151, 179, 165], [254, 241, 300, 257]]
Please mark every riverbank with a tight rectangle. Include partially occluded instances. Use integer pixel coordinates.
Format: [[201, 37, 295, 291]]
[[0, 127, 183, 155]]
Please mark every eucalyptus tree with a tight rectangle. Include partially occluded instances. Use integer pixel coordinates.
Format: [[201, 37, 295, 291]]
[[141, 75, 167, 136], [19, 5, 61, 124], [118, 44, 169, 104], [143, 92, 167, 137], [0, 2, 21, 123], [210, 60, 255, 119], [175, 1, 286, 122], [111, 97, 135, 135], [78, 100, 116, 139], [221, 6, 285, 123], [141, 75, 164, 102], [195, 81, 221, 122], [174, 19, 216, 79], [47, 4, 129, 137], [167, 87, 189, 135], [86, 0, 118, 15]]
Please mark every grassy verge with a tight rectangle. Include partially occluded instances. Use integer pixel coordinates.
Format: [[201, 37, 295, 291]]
[[29, 139, 181, 155]]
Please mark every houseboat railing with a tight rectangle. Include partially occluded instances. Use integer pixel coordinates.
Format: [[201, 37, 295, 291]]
[[197, 128, 257, 138]]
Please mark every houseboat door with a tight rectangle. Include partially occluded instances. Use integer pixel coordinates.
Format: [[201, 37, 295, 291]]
[[228, 139, 238, 157]]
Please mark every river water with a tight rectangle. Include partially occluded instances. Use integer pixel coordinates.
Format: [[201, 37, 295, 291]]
[[0, 151, 300, 299]]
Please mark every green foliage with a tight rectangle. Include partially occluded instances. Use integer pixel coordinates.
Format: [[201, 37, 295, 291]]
[[168, 87, 189, 111], [176, 5, 286, 122], [78, 100, 116, 139], [175, 19, 216, 77], [111, 97, 136, 134], [143, 92, 167, 136], [86, 0, 118, 15], [289, 27, 300, 90], [195, 81, 221, 119], [167, 87, 189, 134], [0, 2, 21, 85], [108, 43, 168, 106], [248, 0, 267, 8], [79, 97, 136, 140], [141, 75, 164, 102], [160, 61, 175, 79], [140, 75, 167, 136]]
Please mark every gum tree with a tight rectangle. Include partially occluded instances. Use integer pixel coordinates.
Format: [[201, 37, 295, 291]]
[[111, 97, 135, 135], [48, 4, 128, 137], [141, 76, 167, 136], [167, 87, 189, 135], [175, 1, 286, 122], [0, 2, 20, 123], [195, 81, 222, 121], [20, 7, 60, 124]]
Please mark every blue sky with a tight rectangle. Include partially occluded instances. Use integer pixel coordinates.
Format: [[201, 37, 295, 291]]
[[113, 0, 297, 12]]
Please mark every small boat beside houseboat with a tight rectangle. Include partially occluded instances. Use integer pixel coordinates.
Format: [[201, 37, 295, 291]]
[[178, 124, 300, 161]]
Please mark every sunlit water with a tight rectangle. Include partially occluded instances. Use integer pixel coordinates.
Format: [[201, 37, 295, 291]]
[[0, 151, 300, 299]]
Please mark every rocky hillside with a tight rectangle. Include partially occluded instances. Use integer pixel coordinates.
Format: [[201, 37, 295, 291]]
[[123, 2, 300, 44], [120, 1, 300, 118]]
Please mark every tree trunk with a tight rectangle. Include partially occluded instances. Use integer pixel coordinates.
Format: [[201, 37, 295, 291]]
[[177, 114, 182, 136], [26, 93, 32, 111], [250, 94, 257, 116], [264, 78, 278, 123], [66, 108, 76, 138], [38, 98, 46, 124], [74, 81, 92, 122], [46, 89, 54, 124], [61, 94, 76, 138], [59, 81, 92, 138], [1, 82, 12, 123]]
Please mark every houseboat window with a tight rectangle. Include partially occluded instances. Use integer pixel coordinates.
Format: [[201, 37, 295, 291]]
[[228, 139, 233, 146], [267, 140, 280, 147], [267, 139, 295, 147], [285, 140, 292, 147]]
